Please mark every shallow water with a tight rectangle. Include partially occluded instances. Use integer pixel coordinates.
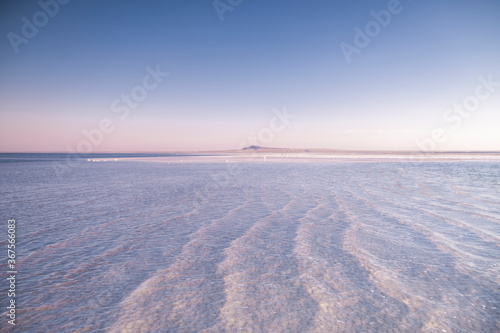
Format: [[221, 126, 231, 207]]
[[1, 156, 499, 332]]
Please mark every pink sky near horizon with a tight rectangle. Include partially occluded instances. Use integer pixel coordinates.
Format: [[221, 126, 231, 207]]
[[1, 1, 500, 153], [1, 109, 500, 152]]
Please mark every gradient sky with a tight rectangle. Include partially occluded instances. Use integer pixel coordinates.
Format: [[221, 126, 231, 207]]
[[1, 0, 499, 152]]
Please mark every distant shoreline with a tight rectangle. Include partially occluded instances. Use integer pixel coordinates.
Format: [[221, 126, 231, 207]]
[[2, 150, 500, 163], [1, 148, 500, 155], [108, 149, 500, 163]]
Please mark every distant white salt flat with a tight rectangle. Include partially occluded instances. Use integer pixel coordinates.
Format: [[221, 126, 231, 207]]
[[115, 152, 500, 163]]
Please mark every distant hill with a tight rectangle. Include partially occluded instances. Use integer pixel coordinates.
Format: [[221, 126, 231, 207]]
[[240, 146, 342, 153], [241, 146, 280, 150]]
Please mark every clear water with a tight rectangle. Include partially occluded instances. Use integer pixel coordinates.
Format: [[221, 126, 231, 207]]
[[1, 155, 499, 332]]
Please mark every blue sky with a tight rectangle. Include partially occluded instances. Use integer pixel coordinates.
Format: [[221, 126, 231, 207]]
[[1, 0, 499, 151]]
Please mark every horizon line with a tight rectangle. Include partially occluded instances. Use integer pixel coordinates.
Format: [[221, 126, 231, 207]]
[[1, 148, 500, 154]]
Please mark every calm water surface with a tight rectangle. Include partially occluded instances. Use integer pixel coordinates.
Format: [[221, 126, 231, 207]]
[[1, 155, 499, 332]]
